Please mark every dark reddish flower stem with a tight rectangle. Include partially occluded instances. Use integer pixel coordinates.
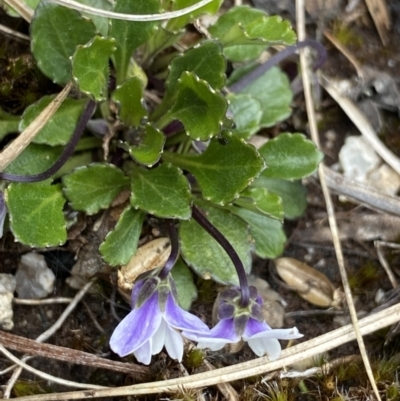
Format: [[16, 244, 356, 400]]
[[159, 219, 180, 280], [191, 205, 250, 307], [0, 99, 96, 183]]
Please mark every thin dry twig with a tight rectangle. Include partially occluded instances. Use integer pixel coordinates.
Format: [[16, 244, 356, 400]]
[[9, 302, 400, 401], [203, 360, 239, 401], [0, 82, 73, 172], [0, 345, 107, 390], [0, 330, 149, 375], [296, 1, 381, 399], [3, 279, 95, 398]]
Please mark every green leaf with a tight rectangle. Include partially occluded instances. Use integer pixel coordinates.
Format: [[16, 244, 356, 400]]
[[5, 180, 66, 247], [171, 259, 197, 310], [163, 131, 265, 204], [31, 2, 96, 84], [99, 206, 144, 266], [20, 96, 86, 146], [0, 108, 19, 140], [180, 203, 253, 285], [112, 77, 148, 127], [259, 133, 323, 180], [166, 40, 226, 92], [251, 177, 307, 219], [4, 143, 62, 175], [167, 0, 222, 31], [227, 94, 262, 139], [128, 123, 165, 167], [209, 6, 296, 62], [130, 163, 191, 219], [237, 67, 293, 128], [75, 0, 111, 36], [109, 0, 159, 84], [72, 36, 116, 101], [234, 187, 283, 221], [230, 206, 286, 258], [160, 72, 227, 141], [63, 163, 129, 215]]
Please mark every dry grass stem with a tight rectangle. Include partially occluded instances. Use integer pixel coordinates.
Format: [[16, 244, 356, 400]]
[[323, 166, 400, 216], [0, 82, 73, 172], [0, 345, 107, 390], [2, 0, 33, 22], [319, 74, 400, 176], [0, 23, 30, 41], [375, 241, 399, 289], [296, 1, 381, 400], [48, 0, 214, 21], [3, 279, 95, 398], [13, 297, 73, 305], [364, 0, 391, 45], [10, 303, 400, 401]]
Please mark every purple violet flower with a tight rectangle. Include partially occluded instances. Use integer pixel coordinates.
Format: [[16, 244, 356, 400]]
[[110, 274, 210, 365], [183, 287, 303, 360]]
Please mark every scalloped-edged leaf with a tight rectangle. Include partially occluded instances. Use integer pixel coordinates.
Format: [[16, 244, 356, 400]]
[[160, 72, 227, 141], [234, 187, 283, 221], [5, 180, 66, 247], [20, 96, 86, 146], [163, 131, 265, 204], [259, 133, 324, 180], [166, 40, 226, 93], [112, 77, 147, 127], [4, 143, 62, 175], [230, 206, 286, 259], [63, 163, 129, 215], [171, 259, 197, 310], [76, 0, 111, 36], [0, 108, 19, 140], [237, 67, 293, 128], [72, 36, 116, 101], [227, 94, 262, 139], [130, 163, 191, 219], [167, 0, 222, 31], [128, 123, 165, 167], [252, 177, 307, 219], [180, 203, 252, 285], [109, 0, 159, 84], [209, 6, 296, 62], [99, 206, 144, 266], [31, 2, 96, 84]]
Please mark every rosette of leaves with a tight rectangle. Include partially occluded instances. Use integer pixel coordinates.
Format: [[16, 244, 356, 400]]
[[3, 0, 323, 292]]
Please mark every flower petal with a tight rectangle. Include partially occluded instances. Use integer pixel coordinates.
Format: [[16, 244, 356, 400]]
[[248, 337, 282, 359], [184, 318, 239, 344], [247, 325, 303, 341], [164, 324, 184, 362], [242, 318, 271, 340], [134, 340, 152, 365], [110, 292, 161, 357], [165, 294, 210, 333], [151, 319, 167, 355], [196, 341, 226, 351]]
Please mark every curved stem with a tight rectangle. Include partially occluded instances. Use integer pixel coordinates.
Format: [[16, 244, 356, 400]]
[[228, 39, 327, 93], [191, 205, 250, 307], [0, 99, 97, 183], [158, 219, 180, 279]]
